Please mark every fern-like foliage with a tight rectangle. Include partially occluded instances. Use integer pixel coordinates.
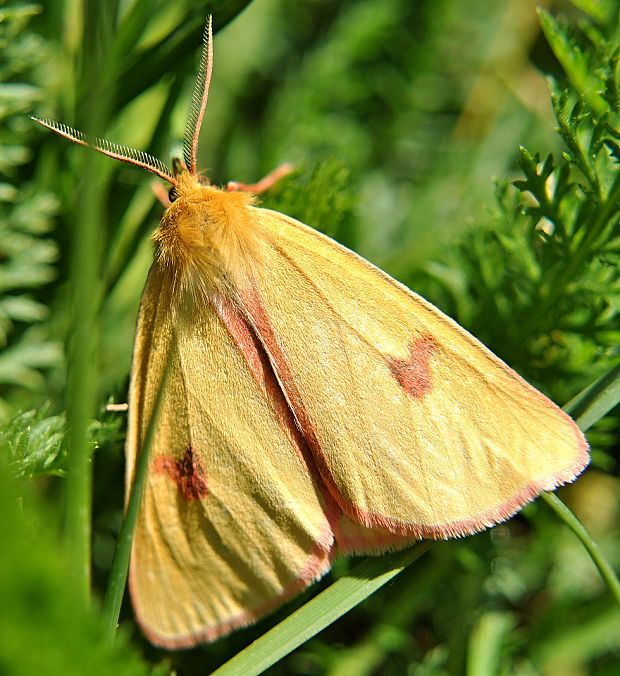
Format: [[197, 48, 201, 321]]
[[0, 407, 66, 478], [0, 401, 128, 480], [261, 157, 356, 242], [0, 5, 61, 416], [422, 5, 619, 410]]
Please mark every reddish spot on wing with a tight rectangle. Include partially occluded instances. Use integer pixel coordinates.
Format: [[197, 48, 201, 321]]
[[216, 298, 310, 464], [153, 445, 208, 501], [388, 335, 438, 399]]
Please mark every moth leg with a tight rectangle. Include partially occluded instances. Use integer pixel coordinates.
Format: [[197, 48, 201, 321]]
[[227, 163, 294, 194], [106, 402, 128, 412], [151, 180, 172, 207]]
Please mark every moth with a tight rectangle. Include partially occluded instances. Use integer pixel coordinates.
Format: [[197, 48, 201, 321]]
[[34, 17, 589, 649]]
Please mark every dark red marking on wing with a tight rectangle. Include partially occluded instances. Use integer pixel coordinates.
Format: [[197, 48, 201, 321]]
[[237, 287, 448, 538], [234, 286, 414, 540], [233, 284, 588, 543], [387, 335, 438, 399], [153, 445, 208, 501], [215, 299, 309, 464]]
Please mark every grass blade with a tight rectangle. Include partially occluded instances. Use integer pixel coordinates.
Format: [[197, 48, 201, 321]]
[[101, 341, 175, 640], [212, 542, 433, 676], [563, 362, 620, 432]]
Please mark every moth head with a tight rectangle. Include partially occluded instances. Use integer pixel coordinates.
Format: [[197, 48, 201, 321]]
[[30, 16, 215, 199], [167, 158, 212, 203]]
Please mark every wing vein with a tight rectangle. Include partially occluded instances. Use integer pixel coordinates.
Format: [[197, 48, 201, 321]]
[[266, 237, 389, 359]]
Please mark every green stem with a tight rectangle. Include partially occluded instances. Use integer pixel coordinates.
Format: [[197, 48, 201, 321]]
[[64, 164, 101, 605], [64, 0, 110, 608], [542, 492, 620, 608], [65, 210, 98, 608], [101, 340, 174, 640], [543, 365, 620, 608]]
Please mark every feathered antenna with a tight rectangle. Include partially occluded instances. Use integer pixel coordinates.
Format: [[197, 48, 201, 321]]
[[31, 16, 216, 185], [31, 117, 177, 186], [183, 15, 214, 175]]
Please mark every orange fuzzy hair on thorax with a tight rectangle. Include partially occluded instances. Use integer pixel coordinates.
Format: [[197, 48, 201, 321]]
[[153, 171, 260, 299]]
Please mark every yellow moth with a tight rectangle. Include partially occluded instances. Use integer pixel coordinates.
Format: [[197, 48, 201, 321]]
[[34, 17, 589, 649]]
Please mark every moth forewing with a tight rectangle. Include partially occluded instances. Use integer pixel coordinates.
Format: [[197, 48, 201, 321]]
[[33, 14, 589, 649]]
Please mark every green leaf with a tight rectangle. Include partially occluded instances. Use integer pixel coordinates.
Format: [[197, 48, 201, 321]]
[[0, 461, 153, 676], [568, 0, 617, 25], [538, 9, 608, 117], [466, 612, 515, 676], [98, 1, 258, 112], [0, 295, 48, 323], [0, 82, 42, 117], [0, 338, 62, 388], [0, 408, 66, 478], [262, 158, 355, 240], [534, 607, 620, 671]]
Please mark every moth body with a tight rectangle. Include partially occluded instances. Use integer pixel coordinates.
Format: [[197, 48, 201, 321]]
[[33, 15, 590, 650], [153, 171, 260, 298]]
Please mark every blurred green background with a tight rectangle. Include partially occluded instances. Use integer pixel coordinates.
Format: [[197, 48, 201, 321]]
[[1, 0, 619, 674]]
